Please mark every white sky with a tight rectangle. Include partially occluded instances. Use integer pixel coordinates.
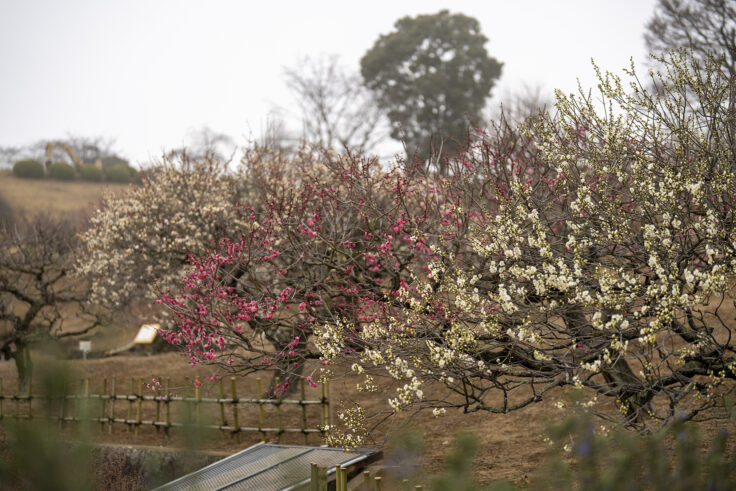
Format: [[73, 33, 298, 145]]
[[0, 0, 657, 166]]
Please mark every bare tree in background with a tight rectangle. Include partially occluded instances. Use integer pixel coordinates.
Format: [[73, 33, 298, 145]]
[[488, 84, 552, 127], [0, 215, 105, 395], [257, 109, 297, 153], [185, 125, 236, 161], [645, 0, 736, 76], [0, 146, 23, 169], [59, 134, 117, 164], [162, 126, 237, 166], [284, 54, 386, 154]]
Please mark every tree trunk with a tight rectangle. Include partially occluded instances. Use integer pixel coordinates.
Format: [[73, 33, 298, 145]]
[[11, 340, 33, 396], [564, 306, 651, 425]]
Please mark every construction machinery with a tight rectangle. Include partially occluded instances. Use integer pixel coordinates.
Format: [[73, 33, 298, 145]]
[[44, 142, 102, 171]]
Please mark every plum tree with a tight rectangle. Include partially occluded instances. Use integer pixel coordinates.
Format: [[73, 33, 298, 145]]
[[83, 50, 736, 438]]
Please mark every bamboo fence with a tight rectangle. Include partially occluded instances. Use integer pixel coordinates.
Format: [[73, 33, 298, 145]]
[[0, 376, 329, 445], [309, 464, 401, 491]]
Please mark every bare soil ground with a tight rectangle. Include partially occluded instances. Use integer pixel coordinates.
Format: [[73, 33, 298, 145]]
[[5, 352, 733, 487], [0, 352, 554, 485]]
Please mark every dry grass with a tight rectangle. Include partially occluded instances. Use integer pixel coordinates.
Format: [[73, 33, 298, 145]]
[[0, 170, 129, 219]]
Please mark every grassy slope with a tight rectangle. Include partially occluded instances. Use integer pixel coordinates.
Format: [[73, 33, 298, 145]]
[[0, 169, 128, 219], [0, 170, 140, 347]]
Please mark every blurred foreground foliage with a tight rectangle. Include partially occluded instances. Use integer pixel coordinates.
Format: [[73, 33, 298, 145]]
[[381, 395, 736, 490], [529, 401, 736, 491], [0, 345, 219, 490], [0, 350, 96, 490]]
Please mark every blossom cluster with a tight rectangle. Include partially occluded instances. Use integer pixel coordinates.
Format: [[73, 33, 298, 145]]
[[316, 51, 736, 432]]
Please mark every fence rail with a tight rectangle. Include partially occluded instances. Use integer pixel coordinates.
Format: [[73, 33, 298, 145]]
[[0, 376, 330, 445]]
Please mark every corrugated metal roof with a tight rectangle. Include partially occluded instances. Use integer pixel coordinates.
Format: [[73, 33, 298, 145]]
[[154, 443, 379, 490]]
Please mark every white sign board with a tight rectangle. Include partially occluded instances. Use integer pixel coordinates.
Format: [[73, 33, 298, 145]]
[[79, 340, 92, 360], [134, 323, 160, 344]]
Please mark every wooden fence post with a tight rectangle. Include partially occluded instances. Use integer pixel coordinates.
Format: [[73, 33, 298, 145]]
[[165, 378, 171, 436], [218, 378, 226, 439], [336, 466, 345, 491], [194, 378, 201, 426], [310, 463, 319, 491], [109, 376, 116, 434], [135, 378, 143, 436], [341, 466, 349, 491], [231, 377, 240, 443], [75, 379, 83, 424], [155, 376, 161, 433], [15, 379, 20, 421], [84, 378, 90, 423], [257, 378, 265, 442], [58, 379, 65, 431], [300, 378, 309, 445], [321, 380, 329, 442], [100, 378, 107, 433], [27, 376, 32, 420], [275, 377, 283, 444], [126, 378, 133, 433], [184, 376, 190, 427]]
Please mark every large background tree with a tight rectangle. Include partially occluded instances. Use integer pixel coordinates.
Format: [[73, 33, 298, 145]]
[[645, 0, 736, 76], [360, 10, 502, 164]]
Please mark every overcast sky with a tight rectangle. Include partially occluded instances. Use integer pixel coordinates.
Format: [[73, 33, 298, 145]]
[[0, 0, 657, 166]]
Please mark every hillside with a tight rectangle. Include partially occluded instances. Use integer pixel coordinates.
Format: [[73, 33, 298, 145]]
[[0, 170, 129, 220]]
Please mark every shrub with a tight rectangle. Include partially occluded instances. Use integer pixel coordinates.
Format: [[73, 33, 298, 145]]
[[12, 159, 44, 179], [100, 155, 129, 170], [48, 161, 76, 181], [79, 164, 102, 182], [104, 164, 131, 183], [530, 400, 736, 491], [0, 357, 95, 490], [129, 167, 142, 184]]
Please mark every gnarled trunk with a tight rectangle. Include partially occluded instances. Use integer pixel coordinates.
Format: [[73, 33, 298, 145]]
[[11, 340, 33, 396]]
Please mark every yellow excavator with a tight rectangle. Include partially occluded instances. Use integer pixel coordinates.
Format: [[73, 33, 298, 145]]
[[44, 142, 102, 171]]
